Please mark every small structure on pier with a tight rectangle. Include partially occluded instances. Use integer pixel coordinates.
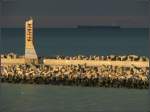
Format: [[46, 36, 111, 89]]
[[25, 17, 38, 63]]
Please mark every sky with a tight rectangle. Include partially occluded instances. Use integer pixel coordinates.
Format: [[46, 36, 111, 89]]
[[0, 0, 149, 28]]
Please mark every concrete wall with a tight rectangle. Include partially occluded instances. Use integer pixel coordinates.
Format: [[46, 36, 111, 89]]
[[2, 58, 149, 67], [43, 59, 149, 67], [1, 58, 25, 65]]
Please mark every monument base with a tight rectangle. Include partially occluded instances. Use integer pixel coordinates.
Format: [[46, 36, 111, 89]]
[[25, 58, 39, 64]]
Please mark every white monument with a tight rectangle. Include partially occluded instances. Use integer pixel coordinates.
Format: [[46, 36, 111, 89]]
[[25, 18, 38, 61]]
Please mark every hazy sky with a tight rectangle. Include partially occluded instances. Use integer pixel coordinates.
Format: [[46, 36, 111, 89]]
[[1, 0, 149, 28]]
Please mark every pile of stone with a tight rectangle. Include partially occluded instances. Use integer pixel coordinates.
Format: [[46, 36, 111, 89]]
[[1, 64, 149, 89]]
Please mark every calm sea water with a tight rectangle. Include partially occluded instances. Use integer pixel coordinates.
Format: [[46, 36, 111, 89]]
[[1, 28, 150, 112], [0, 83, 149, 112], [1, 28, 149, 56]]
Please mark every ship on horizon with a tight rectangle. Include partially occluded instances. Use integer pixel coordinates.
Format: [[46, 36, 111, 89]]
[[77, 25, 120, 29]]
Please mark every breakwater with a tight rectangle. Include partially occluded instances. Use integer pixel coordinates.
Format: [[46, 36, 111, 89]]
[[1, 64, 149, 89], [1, 54, 149, 89]]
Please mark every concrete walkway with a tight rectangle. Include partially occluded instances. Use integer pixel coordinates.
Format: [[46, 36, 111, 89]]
[[1, 58, 149, 68], [1, 58, 25, 65], [44, 59, 149, 68]]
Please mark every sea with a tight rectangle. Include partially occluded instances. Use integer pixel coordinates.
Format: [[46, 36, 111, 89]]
[[0, 28, 150, 112]]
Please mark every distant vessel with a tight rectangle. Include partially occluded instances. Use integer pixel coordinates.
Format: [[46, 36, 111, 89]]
[[77, 25, 120, 29]]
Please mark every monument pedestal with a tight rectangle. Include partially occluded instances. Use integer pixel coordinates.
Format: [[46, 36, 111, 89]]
[[25, 59, 39, 64]]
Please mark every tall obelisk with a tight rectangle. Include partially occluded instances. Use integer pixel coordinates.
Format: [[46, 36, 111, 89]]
[[25, 18, 38, 62]]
